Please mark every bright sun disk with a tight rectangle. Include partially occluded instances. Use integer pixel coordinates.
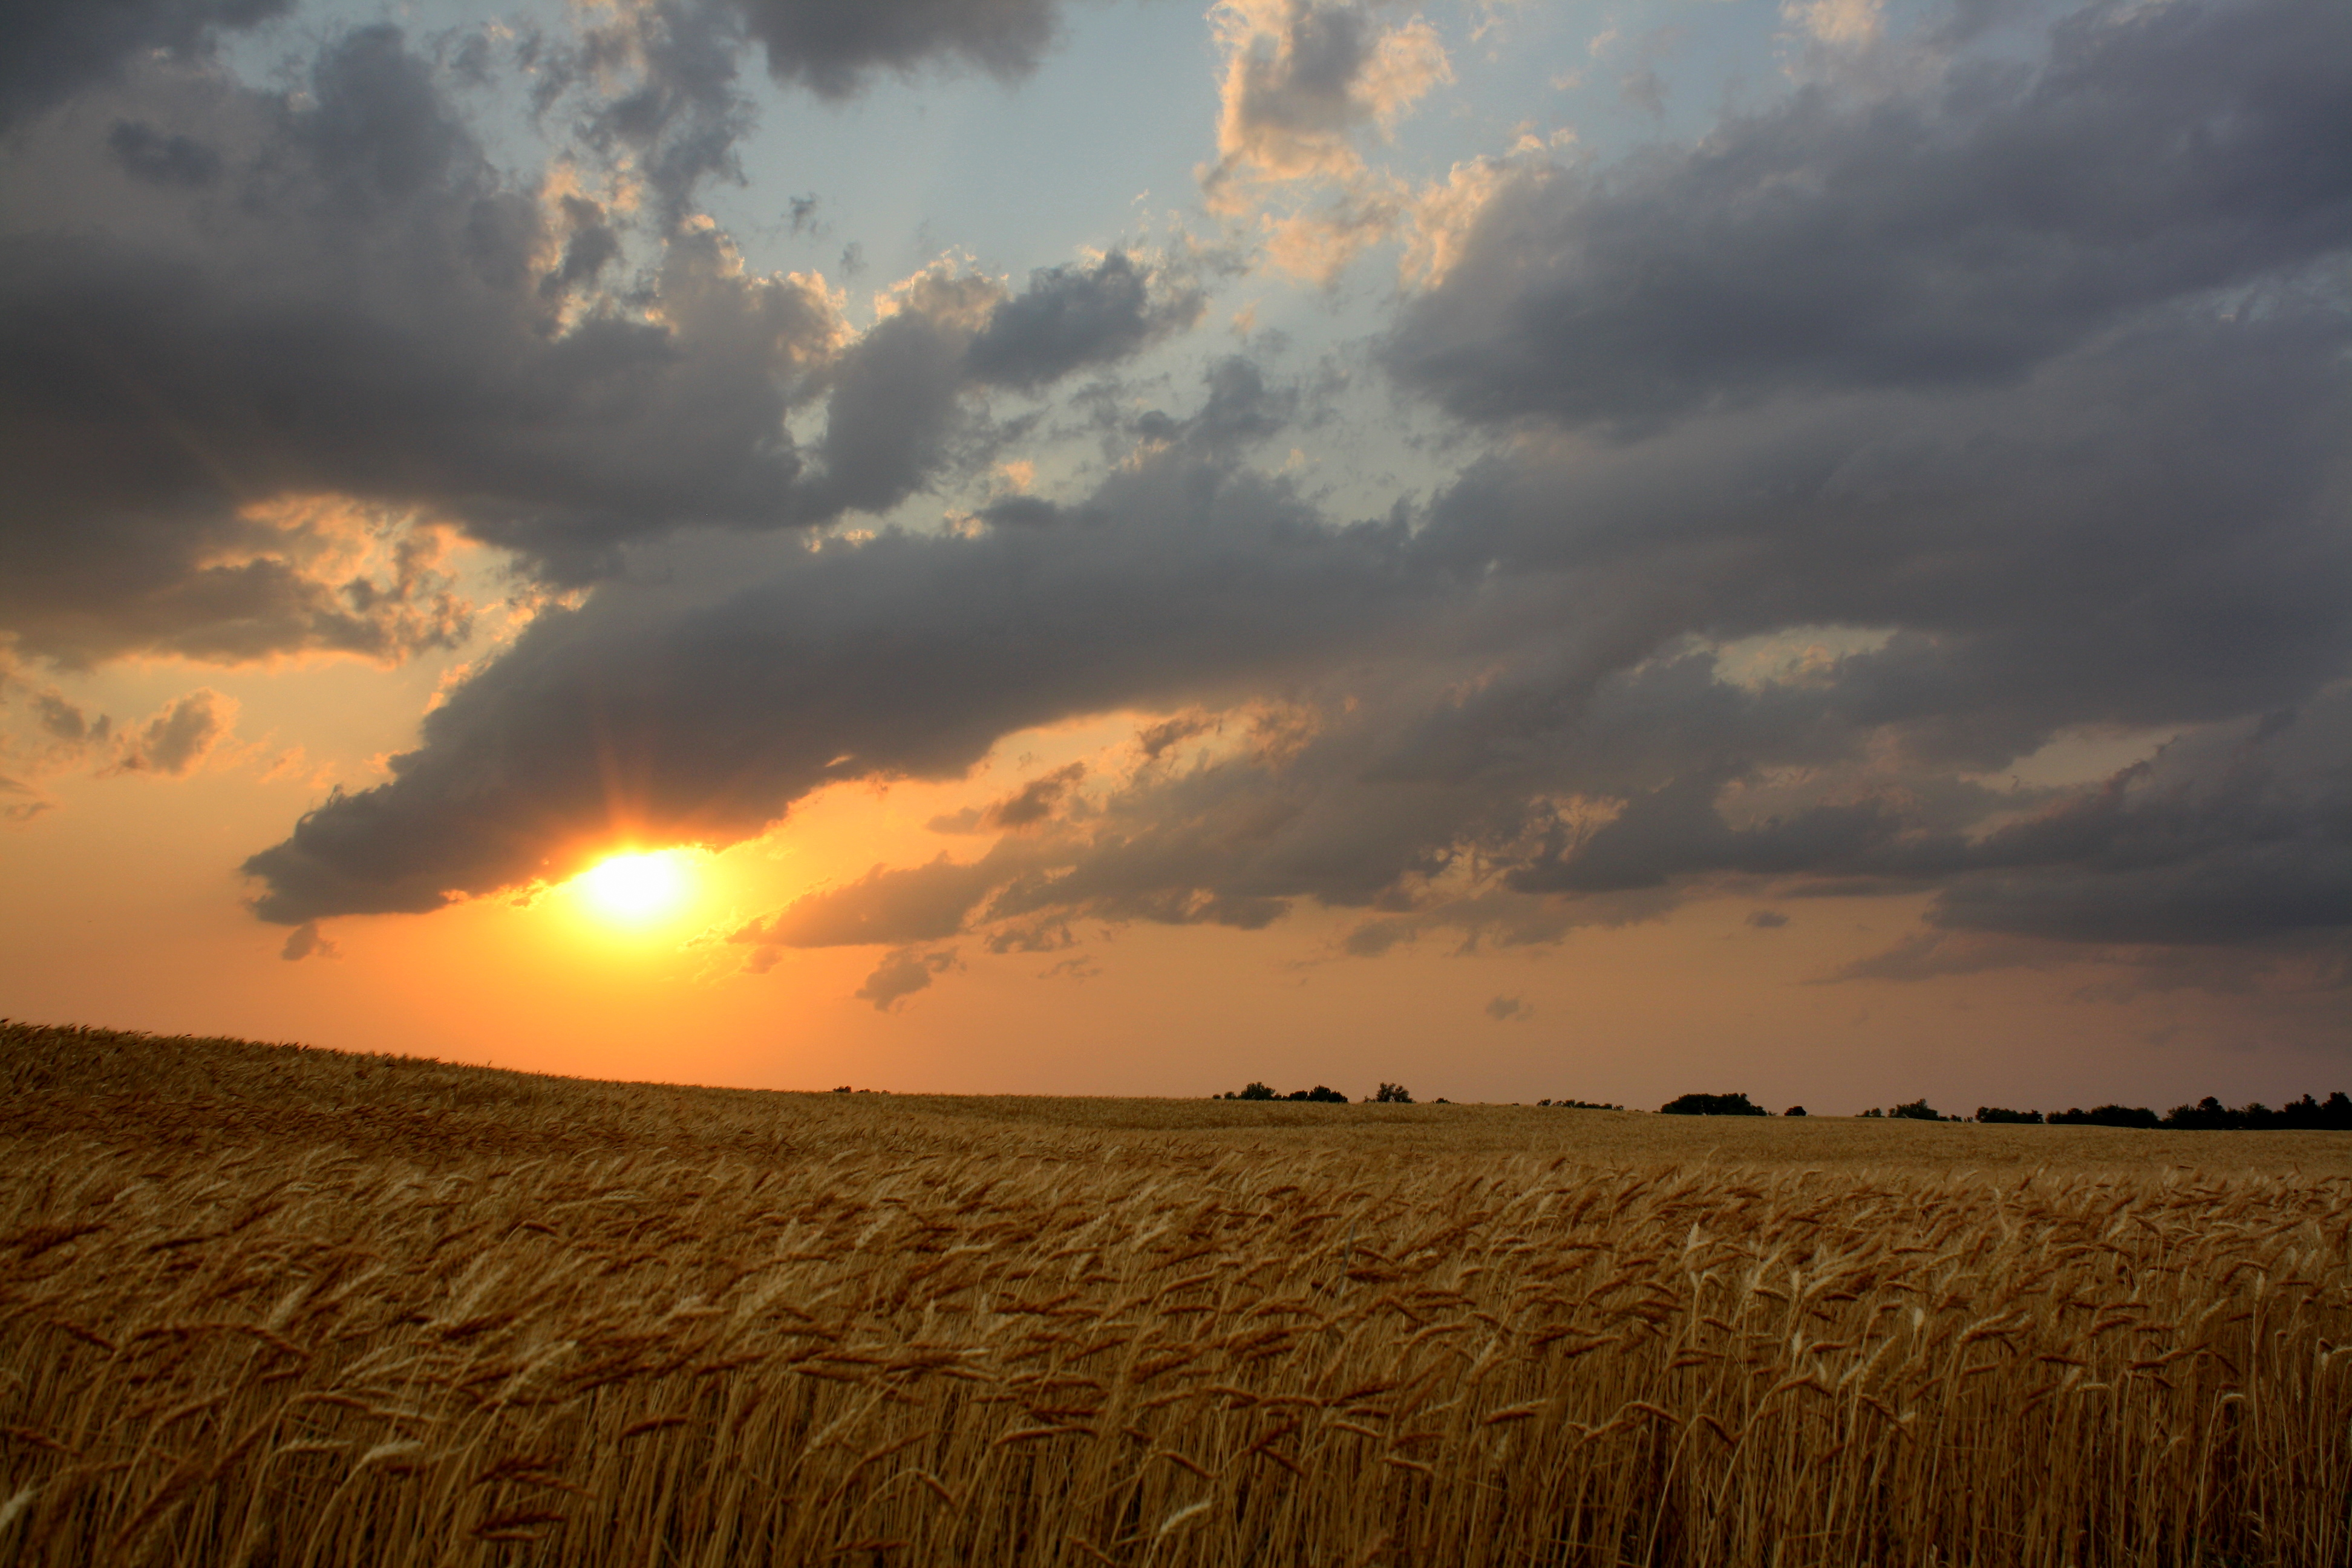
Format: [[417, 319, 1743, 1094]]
[[578, 851, 690, 923]]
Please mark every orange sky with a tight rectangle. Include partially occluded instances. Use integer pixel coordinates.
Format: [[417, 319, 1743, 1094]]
[[4, 655, 2341, 1111], [3, 0, 2346, 1111]]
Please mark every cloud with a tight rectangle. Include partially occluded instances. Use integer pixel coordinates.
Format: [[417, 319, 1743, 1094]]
[[1201, 0, 1452, 284], [737, 854, 1005, 951], [0, 28, 845, 662], [0, 0, 293, 132], [854, 945, 959, 1011], [110, 690, 235, 777], [280, 921, 341, 961], [1386, 0, 2352, 430], [240, 377, 1424, 923], [1746, 909, 1789, 928], [728, 0, 1065, 99], [1, 24, 1197, 672], [1783, 0, 1886, 49], [1204, 0, 1451, 197], [228, 0, 2350, 998], [984, 762, 1086, 829], [966, 253, 1206, 391], [1485, 993, 1528, 1022], [1922, 697, 2352, 945]]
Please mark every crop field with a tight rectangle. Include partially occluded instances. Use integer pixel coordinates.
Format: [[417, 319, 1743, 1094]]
[[2, 1022, 2348, 1566]]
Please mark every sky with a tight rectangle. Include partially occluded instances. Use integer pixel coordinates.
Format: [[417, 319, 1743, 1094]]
[[1, 0, 2347, 1111]]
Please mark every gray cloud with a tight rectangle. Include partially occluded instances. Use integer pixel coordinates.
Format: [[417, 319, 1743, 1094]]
[[0, 29, 839, 661], [739, 854, 1005, 949], [966, 252, 1204, 391], [730, 0, 1063, 99], [984, 761, 1085, 829], [0, 0, 292, 132], [1387, 0, 2352, 431], [1925, 697, 2352, 945], [1, 23, 1193, 670], [854, 945, 959, 1011], [240, 394, 1426, 923], [280, 920, 340, 961], [199, 0, 2352, 989], [111, 689, 234, 776]]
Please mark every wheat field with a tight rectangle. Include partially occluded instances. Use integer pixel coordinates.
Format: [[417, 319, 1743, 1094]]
[[2, 1022, 2347, 1566]]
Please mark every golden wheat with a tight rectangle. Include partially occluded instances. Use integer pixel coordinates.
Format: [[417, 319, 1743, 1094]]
[[2, 1021, 2347, 1566]]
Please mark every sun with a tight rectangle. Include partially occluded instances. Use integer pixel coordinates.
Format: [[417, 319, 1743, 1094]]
[[576, 850, 691, 924]]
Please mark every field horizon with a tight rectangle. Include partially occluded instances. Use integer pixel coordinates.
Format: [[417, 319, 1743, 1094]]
[[4, 1019, 2348, 1565]]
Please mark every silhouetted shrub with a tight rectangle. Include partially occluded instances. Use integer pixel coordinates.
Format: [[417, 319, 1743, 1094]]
[[1540, 1098, 1624, 1110], [1784, 1106, 1807, 1117], [2048, 1104, 2161, 1128], [1235, 1082, 1276, 1101], [1976, 1106, 2043, 1123], [1371, 1083, 1413, 1104], [1660, 1093, 1766, 1117], [1285, 1085, 1347, 1103], [1860, 1107, 1884, 1118], [1889, 1099, 1947, 1122]]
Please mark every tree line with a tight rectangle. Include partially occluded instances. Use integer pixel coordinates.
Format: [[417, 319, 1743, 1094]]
[[1665, 1090, 2352, 1128], [1213, 1085, 2352, 1128]]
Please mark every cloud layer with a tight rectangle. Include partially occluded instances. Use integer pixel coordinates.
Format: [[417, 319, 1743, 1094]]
[[0, 19, 1201, 667], [2, 0, 2342, 998]]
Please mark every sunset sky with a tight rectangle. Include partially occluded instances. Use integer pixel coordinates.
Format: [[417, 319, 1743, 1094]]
[[2, 0, 2347, 1110]]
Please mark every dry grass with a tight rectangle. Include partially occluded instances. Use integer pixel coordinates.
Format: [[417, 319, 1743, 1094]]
[[2, 1021, 2347, 1566]]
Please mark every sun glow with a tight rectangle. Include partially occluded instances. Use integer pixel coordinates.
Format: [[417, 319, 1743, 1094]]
[[577, 851, 692, 924]]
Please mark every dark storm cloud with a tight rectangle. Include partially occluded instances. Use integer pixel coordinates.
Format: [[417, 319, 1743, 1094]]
[[966, 252, 1205, 391], [569, 0, 757, 229], [241, 310, 2352, 953], [1, 21, 1187, 670], [1413, 311, 2352, 762], [728, 0, 1063, 98], [241, 412, 1428, 923], [1923, 697, 2352, 945], [1386, 0, 2352, 430], [0, 0, 292, 132], [233, 0, 2349, 984], [0, 28, 843, 661], [106, 120, 223, 187]]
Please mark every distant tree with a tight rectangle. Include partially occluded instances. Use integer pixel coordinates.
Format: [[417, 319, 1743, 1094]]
[[1236, 1082, 1278, 1101], [1285, 1085, 1347, 1103], [1371, 1082, 1413, 1103], [832, 1085, 852, 1094], [1660, 1092, 1767, 1117], [2048, 1104, 2161, 1128], [1860, 1107, 1884, 1117], [1784, 1105, 1807, 1117], [2288, 1092, 2352, 1129], [1976, 1106, 2043, 1124], [1889, 1099, 1943, 1122]]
